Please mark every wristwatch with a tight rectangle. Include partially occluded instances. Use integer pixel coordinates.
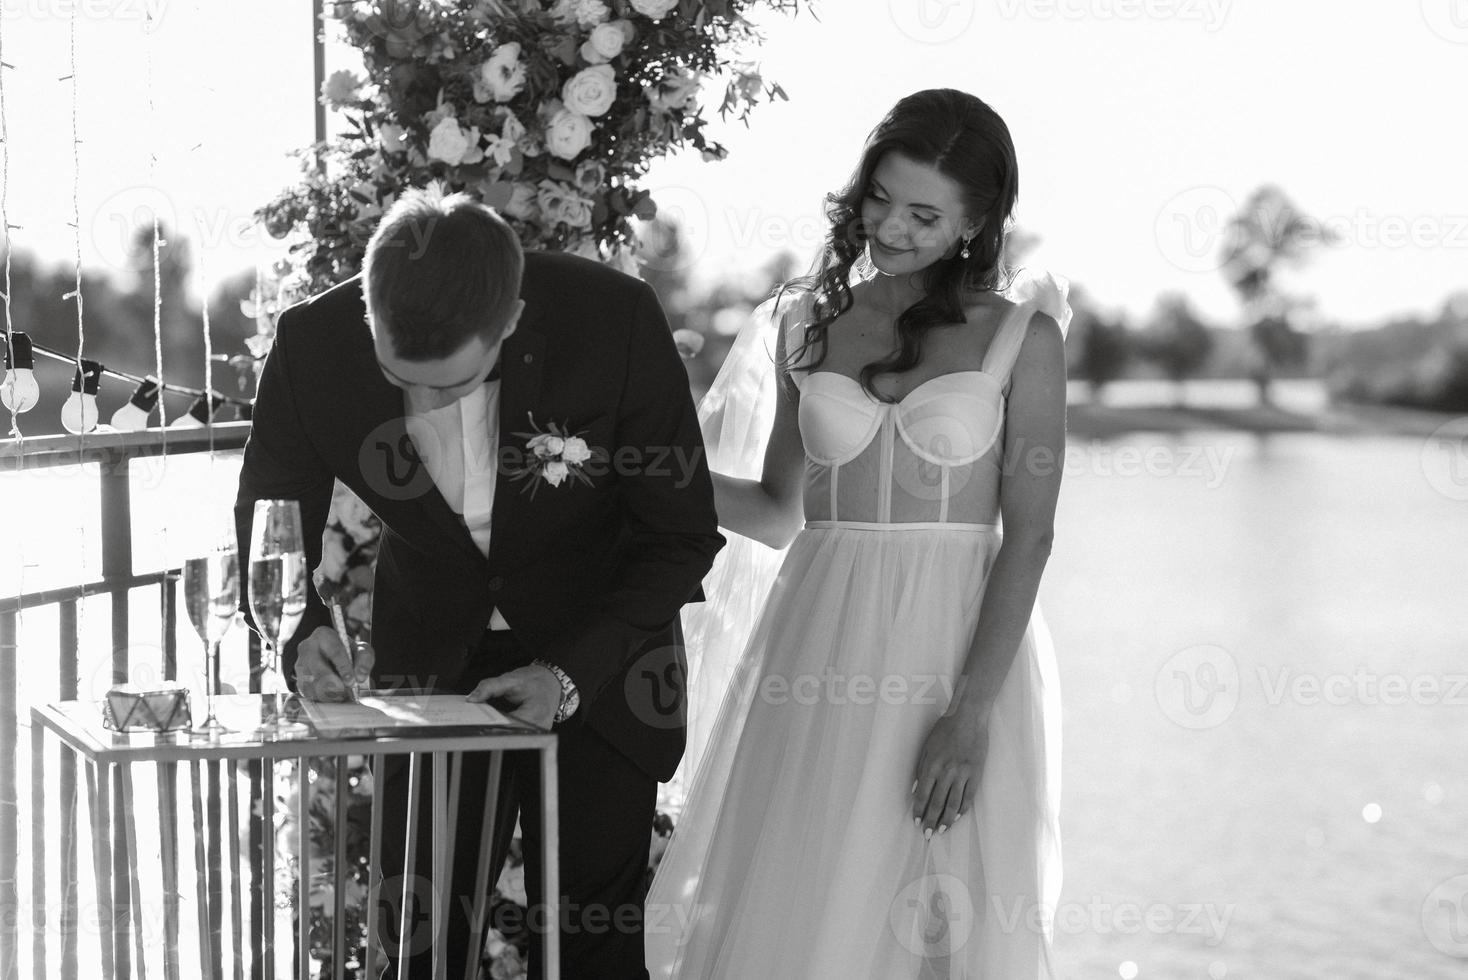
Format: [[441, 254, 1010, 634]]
[[533, 658, 580, 724]]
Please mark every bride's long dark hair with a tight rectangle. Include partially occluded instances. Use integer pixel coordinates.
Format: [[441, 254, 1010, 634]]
[[778, 88, 1020, 401]]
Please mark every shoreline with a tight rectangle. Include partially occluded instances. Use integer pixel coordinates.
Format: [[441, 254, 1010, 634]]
[[1065, 398, 1462, 441]]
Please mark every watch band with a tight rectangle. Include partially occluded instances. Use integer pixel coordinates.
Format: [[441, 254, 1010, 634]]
[[533, 658, 580, 723]]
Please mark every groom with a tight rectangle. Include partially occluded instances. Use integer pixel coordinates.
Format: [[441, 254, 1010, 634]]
[[235, 188, 723, 978]]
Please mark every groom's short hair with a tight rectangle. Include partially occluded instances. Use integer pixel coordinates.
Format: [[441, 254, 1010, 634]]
[[363, 188, 524, 361]]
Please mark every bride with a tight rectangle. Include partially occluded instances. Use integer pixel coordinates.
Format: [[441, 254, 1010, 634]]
[[645, 88, 1071, 978]]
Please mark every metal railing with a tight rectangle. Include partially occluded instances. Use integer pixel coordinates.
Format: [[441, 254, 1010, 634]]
[[0, 422, 253, 979]]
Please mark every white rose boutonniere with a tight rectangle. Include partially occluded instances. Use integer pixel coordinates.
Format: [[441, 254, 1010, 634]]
[[512, 414, 600, 497]]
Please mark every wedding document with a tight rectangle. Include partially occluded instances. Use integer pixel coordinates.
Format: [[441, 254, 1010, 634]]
[[300, 692, 521, 734]]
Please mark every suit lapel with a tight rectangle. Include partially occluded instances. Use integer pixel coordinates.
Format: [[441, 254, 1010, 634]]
[[490, 318, 546, 568]]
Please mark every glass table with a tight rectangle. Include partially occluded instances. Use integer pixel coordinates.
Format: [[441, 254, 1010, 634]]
[[29, 691, 559, 980]]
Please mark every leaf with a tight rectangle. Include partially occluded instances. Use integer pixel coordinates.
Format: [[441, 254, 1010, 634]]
[[480, 181, 515, 209]]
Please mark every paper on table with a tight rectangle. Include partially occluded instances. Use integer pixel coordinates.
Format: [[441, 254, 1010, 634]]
[[300, 693, 521, 734]]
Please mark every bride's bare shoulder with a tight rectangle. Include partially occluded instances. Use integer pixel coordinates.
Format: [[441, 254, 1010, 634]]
[[959, 290, 1018, 328]]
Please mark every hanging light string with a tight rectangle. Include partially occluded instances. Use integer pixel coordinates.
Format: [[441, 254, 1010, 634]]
[[146, 2, 167, 431], [24, 340, 253, 410], [0, 13, 18, 445], [61, 0, 84, 431]]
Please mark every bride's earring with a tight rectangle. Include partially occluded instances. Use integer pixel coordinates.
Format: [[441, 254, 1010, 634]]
[[960, 234, 973, 260]]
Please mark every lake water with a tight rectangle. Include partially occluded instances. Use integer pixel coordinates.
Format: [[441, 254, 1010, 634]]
[[1042, 427, 1468, 979], [3, 406, 1467, 978]]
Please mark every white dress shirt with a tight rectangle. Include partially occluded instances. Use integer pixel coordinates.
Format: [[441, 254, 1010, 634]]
[[405, 378, 512, 631]]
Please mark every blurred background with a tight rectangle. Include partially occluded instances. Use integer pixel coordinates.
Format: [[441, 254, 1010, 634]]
[[2, 1, 1467, 978]]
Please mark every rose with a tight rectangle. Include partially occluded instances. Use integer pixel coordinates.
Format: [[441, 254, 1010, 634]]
[[573, 160, 606, 197], [562, 64, 617, 117], [537, 180, 593, 230], [528, 433, 566, 458], [544, 108, 594, 160], [580, 20, 633, 63], [320, 69, 362, 107], [475, 42, 526, 103], [427, 117, 473, 166], [630, 0, 678, 21], [555, 0, 611, 27], [543, 461, 570, 487], [557, 194, 594, 230], [560, 436, 593, 465]]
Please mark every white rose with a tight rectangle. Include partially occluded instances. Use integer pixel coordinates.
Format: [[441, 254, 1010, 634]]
[[561, 437, 593, 465], [630, 0, 678, 21], [580, 20, 631, 63], [562, 65, 617, 118], [426, 117, 471, 166], [528, 433, 560, 459], [320, 69, 362, 107], [543, 460, 570, 487], [544, 108, 594, 160], [571, 0, 611, 27], [574, 160, 606, 196], [476, 42, 526, 103], [557, 194, 594, 230]]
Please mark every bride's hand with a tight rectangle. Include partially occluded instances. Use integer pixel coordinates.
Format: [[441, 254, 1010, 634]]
[[911, 710, 990, 838]]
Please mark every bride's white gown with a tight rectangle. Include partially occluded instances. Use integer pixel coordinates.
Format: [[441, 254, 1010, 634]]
[[647, 295, 1063, 979]]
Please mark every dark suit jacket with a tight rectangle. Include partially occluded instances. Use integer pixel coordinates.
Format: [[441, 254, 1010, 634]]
[[235, 250, 724, 781]]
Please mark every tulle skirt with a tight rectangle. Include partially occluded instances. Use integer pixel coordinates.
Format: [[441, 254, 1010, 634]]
[[646, 521, 1063, 979]]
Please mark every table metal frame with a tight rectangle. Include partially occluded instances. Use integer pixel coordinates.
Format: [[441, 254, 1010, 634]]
[[29, 696, 559, 980]]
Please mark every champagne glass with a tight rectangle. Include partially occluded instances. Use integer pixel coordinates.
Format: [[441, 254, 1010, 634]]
[[248, 499, 309, 736], [185, 535, 239, 734]]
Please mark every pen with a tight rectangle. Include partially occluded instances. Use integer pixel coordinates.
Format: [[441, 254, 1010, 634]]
[[326, 598, 360, 702]]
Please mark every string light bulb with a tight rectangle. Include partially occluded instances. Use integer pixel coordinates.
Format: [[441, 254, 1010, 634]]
[[109, 376, 160, 431], [60, 358, 104, 434], [1, 331, 40, 414], [169, 391, 226, 428]]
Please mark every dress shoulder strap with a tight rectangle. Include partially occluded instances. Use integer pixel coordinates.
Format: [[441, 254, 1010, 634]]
[[979, 299, 1039, 391]]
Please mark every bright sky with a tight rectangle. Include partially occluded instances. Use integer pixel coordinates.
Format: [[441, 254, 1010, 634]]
[[1, 0, 1464, 329]]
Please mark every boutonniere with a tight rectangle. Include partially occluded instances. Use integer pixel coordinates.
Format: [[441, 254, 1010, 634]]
[[510, 412, 597, 498]]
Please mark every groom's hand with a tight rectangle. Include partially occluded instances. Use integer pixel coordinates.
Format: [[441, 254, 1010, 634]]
[[466, 664, 562, 730], [293, 626, 375, 702]]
